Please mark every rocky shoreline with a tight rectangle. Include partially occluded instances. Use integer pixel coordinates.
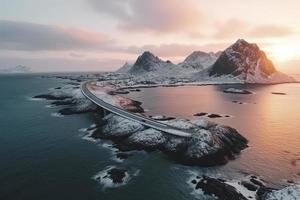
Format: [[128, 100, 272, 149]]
[[189, 175, 300, 200], [33, 75, 300, 199], [34, 80, 248, 166]]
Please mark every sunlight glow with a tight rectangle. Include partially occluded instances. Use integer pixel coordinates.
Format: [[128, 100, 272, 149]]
[[268, 45, 299, 62]]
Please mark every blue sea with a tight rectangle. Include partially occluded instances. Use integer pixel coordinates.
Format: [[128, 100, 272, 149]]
[[0, 73, 299, 200]]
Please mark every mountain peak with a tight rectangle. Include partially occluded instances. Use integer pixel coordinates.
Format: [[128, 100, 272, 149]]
[[210, 39, 277, 81], [181, 51, 220, 70], [128, 51, 166, 74]]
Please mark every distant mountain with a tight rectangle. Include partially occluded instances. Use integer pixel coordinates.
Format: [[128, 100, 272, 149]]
[[179, 51, 221, 70], [116, 62, 132, 73], [0, 65, 31, 74], [115, 40, 295, 83], [209, 39, 295, 83], [128, 51, 174, 75], [122, 51, 213, 79]]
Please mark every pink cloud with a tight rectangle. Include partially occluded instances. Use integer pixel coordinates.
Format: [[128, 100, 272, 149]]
[[248, 25, 294, 38], [0, 20, 113, 51], [88, 0, 205, 34]]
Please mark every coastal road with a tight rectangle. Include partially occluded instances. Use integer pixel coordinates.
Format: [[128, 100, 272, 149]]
[[81, 81, 192, 138]]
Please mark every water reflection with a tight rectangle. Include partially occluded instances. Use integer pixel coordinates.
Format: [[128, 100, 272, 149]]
[[125, 83, 300, 186]]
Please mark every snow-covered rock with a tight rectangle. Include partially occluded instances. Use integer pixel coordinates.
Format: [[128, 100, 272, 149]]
[[127, 51, 204, 79], [101, 114, 145, 138], [95, 114, 248, 166], [264, 185, 300, 200], [126, 128, 167, 150], [34, 84, 98, 115], [209, 39, 295, 83], [179, 51, 220, 70]]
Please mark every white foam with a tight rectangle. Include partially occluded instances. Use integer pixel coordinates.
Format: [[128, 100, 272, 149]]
[[45, 104, 55, 108], [226, 181, 256, 200], [27, 97, 43, 101], [51, 112, 64, 118]]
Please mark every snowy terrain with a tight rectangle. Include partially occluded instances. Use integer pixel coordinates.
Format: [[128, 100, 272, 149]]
[[208, 39, 295, 83], [116, 39, 295, 84]]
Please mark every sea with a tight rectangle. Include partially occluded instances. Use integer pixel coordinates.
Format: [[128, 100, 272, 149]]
[[0, 73, 299, 200]]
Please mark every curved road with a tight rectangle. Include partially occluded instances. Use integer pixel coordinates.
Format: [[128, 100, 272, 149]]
[[81, 81, 192, 138]]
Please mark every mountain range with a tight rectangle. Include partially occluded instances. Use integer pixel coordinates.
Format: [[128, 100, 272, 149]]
[[0, 65, 31, 74], [116, 39, 295, 84]]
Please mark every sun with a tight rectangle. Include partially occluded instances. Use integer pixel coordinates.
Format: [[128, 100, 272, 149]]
[[268, 45, 298, 62]]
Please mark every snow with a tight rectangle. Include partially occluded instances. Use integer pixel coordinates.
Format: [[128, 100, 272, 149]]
[[179, 51, 220, 70], [185, 129, 220, 158], [265, 185, 300, 200], [209, 39, 296, 84], [128, 128, 166, 148], [102, 114, 145, 138]]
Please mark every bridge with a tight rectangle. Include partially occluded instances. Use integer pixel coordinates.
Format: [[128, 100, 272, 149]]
[[81, 81, 192, 138]]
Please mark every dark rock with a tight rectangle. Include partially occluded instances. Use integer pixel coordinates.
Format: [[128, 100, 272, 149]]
[[241, 181, 258, 191], [207, 114, 222, 118], [250, 178, 264, 187], [105, 168, 127, 184], [150, 115, 176, 121], [58, 107, 96, 115], [194, 112, 207, 117], [191, 179, 197, 184], [114, 90, 130, 94], [129, 89, 141, 92], [223, 89, 253, 95], [256, 186, 275, 200], [195, 176, 248, 200], [33, 94, 70, 100], [51, 99, 75, 106], [287, 180, 295, 184], [272, 92, 287, 95]]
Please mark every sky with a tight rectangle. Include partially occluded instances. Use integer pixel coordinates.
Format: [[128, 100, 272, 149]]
[[0, 0, 299, 73]]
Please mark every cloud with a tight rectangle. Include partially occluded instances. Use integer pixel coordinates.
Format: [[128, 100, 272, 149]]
[[69, 52, 86, 58], [248, 25, 294, 38], [213, 19, 248, 39], [125, 43, 229, 58], [0, 20, 113, 51], [212, 19, 294, 39], [87, 0, 205, 33]]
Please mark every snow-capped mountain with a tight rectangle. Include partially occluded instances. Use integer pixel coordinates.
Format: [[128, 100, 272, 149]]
[[128, 51, 169, 74], [209, 39, 295, 83], [127, 51, 200, 78], [115, 40, 295, 84], [179, 51, 221, 70], [116, 62, 132, 73], [0, 65, 31, 74]]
